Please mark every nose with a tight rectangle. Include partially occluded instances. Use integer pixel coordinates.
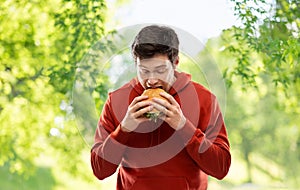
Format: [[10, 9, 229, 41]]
[[146, 78, 159, 88]]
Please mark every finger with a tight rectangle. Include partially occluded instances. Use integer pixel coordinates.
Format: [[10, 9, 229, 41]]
[[152, 97, 171, 110], [129, 95, 149, 107], [133, 105, 153, 118], [159, 92, 180, 107], [162, 107, 170, 116], [151, 102, 171, 116], [130, 100, 152, 112]]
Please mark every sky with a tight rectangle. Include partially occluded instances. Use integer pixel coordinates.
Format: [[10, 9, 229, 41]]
[[108, 0, 240, 42]]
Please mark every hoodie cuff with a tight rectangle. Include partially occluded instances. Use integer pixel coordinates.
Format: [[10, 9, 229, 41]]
[[176, 119, 197, 145], [110, 125, 131, 144]]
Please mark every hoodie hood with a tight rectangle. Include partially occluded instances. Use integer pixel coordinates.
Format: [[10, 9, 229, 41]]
[[129, 71, 192, 96]]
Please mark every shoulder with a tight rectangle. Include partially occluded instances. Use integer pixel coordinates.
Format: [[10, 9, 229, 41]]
[[108, 81, 132, 97], [190, 81, 216, 100], [106, 79, 140, 107]]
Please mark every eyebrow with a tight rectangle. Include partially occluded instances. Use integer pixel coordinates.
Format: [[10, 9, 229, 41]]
[[138, 65, 167, 70], [155, 65, 167, 69]]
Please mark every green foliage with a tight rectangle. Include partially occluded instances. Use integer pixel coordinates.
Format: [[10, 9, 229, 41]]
[[0, 0, 110, 184], [206, 1, 300, 185], [1, 0, 62, 176], [1, 0, 299, 189], [202, 35, 300, 187], [227, 0, 299, 91], [51, 0, 107, 93], [0, 164, 55, 190]]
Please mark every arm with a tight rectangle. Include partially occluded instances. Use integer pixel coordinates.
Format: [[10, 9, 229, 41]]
[[151, 90, 231, 179], [90, 96, 129, 180], [91, 93, 153, 180], [178, 97, 231, 180]]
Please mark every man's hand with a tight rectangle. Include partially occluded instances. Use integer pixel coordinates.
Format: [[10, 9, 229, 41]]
[[120, 95, 153, 132], [151, 92, 186, 130]]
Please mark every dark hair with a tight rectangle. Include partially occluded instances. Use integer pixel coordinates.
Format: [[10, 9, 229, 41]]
[[131, 25, 179, 63]]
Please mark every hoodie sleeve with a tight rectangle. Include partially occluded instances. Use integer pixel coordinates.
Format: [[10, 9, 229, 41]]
[[90, 95, 130, 180], [177, 95, 231, 180]]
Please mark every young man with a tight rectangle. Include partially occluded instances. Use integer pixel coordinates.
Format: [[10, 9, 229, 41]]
[[91, 25, 231, 190]]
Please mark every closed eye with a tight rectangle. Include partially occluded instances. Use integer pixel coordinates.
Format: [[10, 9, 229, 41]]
[[156, 68, 167, 74], [140, 69, 150, 74]]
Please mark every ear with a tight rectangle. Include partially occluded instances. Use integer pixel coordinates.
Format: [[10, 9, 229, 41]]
[[173, 56, 179, 67]]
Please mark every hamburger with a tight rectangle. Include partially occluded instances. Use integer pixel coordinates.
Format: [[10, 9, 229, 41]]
[[141, 88, 168, 122]]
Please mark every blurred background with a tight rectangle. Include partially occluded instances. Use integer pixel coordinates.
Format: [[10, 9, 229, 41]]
[[0, 0, 299, 189]]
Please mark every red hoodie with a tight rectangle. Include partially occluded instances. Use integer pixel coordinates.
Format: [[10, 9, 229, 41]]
[[91, 71, 231, 190]]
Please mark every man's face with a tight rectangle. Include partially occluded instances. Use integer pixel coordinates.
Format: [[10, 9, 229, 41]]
[[136, 54, 176, 91]]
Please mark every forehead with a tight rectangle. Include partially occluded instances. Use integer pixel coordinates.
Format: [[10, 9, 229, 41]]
[[137, 56, 171, 69]]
